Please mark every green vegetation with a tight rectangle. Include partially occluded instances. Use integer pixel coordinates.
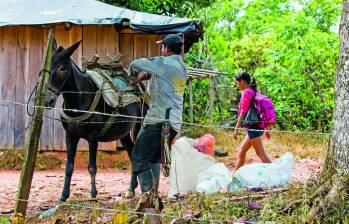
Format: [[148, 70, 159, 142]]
[[162, 181, 349, 223], [0, 216, 10, 224], [24, 180, 349, 223], [184, 0, 341, 132], [0, 150, 62, 170], [99, 0, 214, 16], [100, 0, 341, 132]]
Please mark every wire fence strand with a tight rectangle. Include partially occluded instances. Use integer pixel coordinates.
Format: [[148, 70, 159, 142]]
[[0, 99, 332, 136]]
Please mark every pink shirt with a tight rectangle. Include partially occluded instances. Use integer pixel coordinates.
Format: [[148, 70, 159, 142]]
[[238, 87, 255, 115]]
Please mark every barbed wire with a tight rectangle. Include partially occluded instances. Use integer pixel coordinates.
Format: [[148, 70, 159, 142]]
[[0, 99, 332, 136], [38, 75, 333, 95], [0, 195, 223, 223]]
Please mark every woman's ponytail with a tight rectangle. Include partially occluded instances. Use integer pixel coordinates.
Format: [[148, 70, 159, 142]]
[[250, 77, 257, 91]]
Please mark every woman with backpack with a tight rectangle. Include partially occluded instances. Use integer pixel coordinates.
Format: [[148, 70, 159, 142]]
[[233, 71, 273, 171]]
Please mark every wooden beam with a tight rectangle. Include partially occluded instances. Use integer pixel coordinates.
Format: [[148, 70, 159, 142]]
[[188, 78, 193, 123], [209, 76, 215, 123], [15, 29, 54, 216], [187, 67, 228, 75]]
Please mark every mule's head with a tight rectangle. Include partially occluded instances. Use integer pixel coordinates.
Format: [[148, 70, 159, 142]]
[[45, 40, 81, 107]]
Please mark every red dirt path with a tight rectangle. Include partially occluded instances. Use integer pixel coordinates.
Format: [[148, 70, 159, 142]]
[[0, 156, 323, 215]]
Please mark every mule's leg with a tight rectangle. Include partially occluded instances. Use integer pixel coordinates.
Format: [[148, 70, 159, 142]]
[[121, 135, 138, 193], [61, 135, 79, 202], [88, 138, 98, 198]]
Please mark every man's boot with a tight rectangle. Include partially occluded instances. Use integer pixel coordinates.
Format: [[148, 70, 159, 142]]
[[123, 173, 138, 199], [151, 164, 164, 211], [135, 169, 153, 213]]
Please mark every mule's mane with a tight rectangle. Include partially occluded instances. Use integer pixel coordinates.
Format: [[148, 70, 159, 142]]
[[70, 59, 84, 73]]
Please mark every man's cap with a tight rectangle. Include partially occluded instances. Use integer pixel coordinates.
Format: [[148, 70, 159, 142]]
[[156, 34, 184, 46]]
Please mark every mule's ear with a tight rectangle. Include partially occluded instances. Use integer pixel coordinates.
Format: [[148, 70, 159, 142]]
[[57, 46, 64, 53], [62, 40, 82, 58], [53, 38, 57, 51]]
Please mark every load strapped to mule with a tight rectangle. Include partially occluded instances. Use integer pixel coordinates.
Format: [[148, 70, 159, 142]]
[[82, 53, 150, 108], [59, 53, 150, 137]]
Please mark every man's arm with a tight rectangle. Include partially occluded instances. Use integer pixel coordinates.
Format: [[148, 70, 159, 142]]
[[128, 57, 163, 79]]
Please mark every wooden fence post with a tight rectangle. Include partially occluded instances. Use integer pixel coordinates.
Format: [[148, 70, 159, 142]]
[[15, 29, 54, 216], [209, 75, 215, 123], [188, 78, 193, 123]]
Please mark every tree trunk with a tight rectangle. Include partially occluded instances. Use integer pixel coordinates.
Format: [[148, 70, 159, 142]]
[[322, 1, 349, 177], [304, 1, 349, 220]]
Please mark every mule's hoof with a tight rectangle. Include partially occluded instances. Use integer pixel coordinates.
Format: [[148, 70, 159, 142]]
[[91, 190, 98, 198], [59, 197, 67, 203]]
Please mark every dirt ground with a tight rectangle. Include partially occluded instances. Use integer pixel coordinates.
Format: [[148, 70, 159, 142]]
[[0, 151, 323, 216]]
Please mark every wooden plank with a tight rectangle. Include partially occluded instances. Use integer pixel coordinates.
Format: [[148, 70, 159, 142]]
[[96, 25, 107, 63], [68, 25, 83, 67], [55, 24, 69, 48], [19, 27, 32, 151], [0, 27, 17, 149], [119, 34, 134, 67], [0, 27, 3, 46], [8, 27, 17, 149], [27, 27, 47, 150], [105, 26, 119, 56], [0, 27, 5, 149], [82, 25, 97, 59], [134, 34, 148, 59], [147, 35, 162, 57], [34, 27, 54, 151], [96, 25, 119, 60], [14, 27, 31, 149]]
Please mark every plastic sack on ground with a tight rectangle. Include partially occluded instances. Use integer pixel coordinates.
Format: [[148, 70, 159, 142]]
[[196, 163, 232, 194], [228, 152, 294, 192], [194, 134, 215, 156], [168, 137, 216, 197]]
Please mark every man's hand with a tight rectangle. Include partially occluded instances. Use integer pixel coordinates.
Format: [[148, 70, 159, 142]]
[[129, 71, 150, 86]]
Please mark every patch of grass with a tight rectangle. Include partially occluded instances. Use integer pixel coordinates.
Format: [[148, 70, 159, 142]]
[[22, 183, 348, 223], [162, 182, 349, 223], [112, 158, 130, 170], [0, 150, 23, 169], [0, 216, 10, 224], [25, 200, 134, 224], [0, 150, 62, 170]]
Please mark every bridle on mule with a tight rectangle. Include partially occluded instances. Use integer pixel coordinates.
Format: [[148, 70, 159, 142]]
[[47, 61, 102, 123], [47, 62, 71, 96]]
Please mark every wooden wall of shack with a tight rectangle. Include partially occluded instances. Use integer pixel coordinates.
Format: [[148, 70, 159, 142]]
[[0, 24, 162, 151]]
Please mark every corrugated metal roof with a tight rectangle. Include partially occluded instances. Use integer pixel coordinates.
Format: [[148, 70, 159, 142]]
[[0, 0, 191, 26], [0, 0, 203, 52]]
